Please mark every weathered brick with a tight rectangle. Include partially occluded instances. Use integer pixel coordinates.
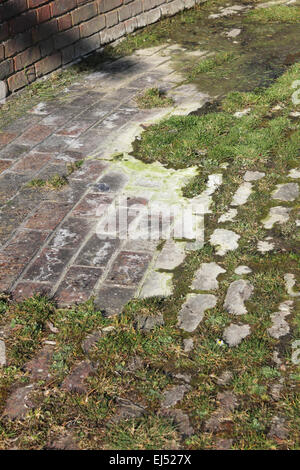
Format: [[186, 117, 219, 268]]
[[26, 65, 36, 84], [0, 22, 9, 42], [49, 217, 94, 250], [25, 246, 73, 283], [35, 52, 61, 77], [7, 70, 28, 92], [161, 0, 185, 16], [17, 123, 53, 145], [32, 18, 58, 43], [106, 251, 152, 286], [1, 0, 28, 20], [12, 152, 52, 173], [0, 59, 13, 81], [72, 193, 113, 218], [54, 27, 80, 50], [98, 0, 122, 13], [50, 0, 77, 17], [9, 11, 37, 34], [0, 230, 48, 291], [74, 34, 100, 56], [36, 4, 51, 23], [24, 344, 55, 382], [4, 32, 32, 58], [14, 47, 41, 72], [0, 131, 18, 146], [55, 266, 103, 305], [0, 160, 11, 174], [61, 44, 75, 64], [56, 119, 95, 138], [75, 235, 120, 267], [0, 143, 30, 160], [95, 171, 128, 193], [145, 7, 161, 24], [106, 10, 119, 28], [68, 161, 107, 182], [144, 0, 165, 11], [12, 281, 52, 302], [28, 0, 49, 7], [119, 0, 143, 22], [79, 15, 105, 38], [100, 23, 126, 45], [2, 385, 35, 420], [40, 37, 55, 57], [25, 202, 72, 231], [71, 2, 97, 25], [57, 13, 72, 31], [125, 17, 138, 34]]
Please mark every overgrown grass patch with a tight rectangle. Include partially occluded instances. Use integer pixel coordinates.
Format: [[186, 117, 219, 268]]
[[245, 5, 300, 24], [136, 87, 174, 109]]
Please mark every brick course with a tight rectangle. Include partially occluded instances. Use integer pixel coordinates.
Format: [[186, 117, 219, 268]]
[[0, 0, 204, 93]]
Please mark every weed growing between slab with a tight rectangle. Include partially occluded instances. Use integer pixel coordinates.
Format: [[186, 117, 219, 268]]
[[187, 51, 236, 81], [136, 88, 174, 109], [27, 161, 83, 191]]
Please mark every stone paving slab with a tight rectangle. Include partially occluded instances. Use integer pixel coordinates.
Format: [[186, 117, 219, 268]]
[[0, 45, 209, 309]]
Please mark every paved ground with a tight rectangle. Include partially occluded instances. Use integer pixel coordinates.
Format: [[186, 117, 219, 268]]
[[0, 0, 299, 450], [0, 45, 209, 313]]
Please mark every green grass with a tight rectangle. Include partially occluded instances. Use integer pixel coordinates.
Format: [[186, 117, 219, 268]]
[[134, 62, 300, 196], [27, 161, 84, 190], [4, 296, 55, 366], [245, 5, 300, 24], [27, 174, 69, 190], [136, 87, 174, 109], [187, 52, 237, 81], [104, 416, 180, 450]]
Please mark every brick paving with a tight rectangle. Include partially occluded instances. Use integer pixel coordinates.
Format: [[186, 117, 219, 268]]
[[0, 45, 208, 308]]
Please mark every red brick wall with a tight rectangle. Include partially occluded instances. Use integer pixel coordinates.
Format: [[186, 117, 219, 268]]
[[0, 0, 203, 95]]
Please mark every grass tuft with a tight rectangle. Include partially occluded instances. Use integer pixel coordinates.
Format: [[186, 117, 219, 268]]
[[136, 87, 174, 109]]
